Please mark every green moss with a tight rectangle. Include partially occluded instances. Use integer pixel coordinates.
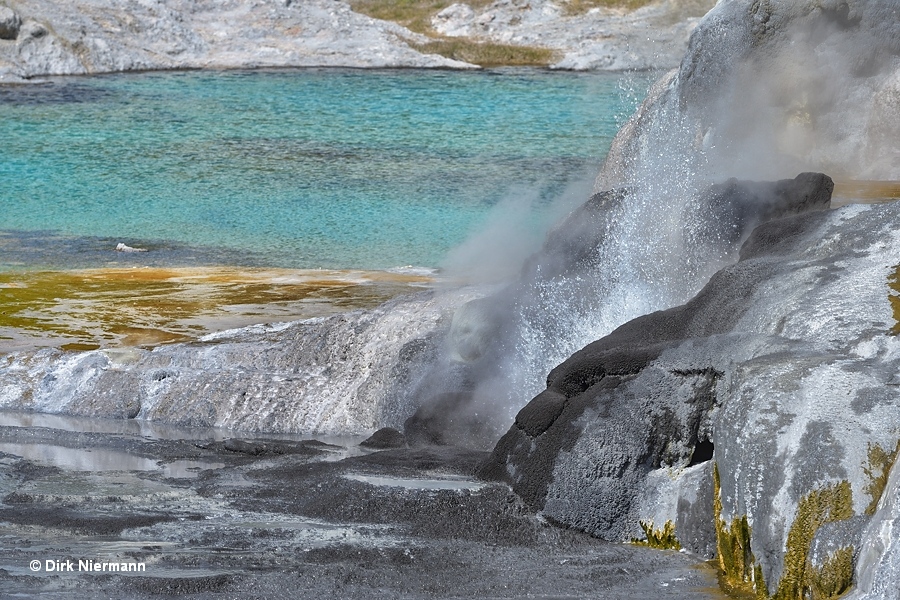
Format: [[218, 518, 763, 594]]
[[805, 545, 854, 600], [713, 465, 857, 600], [714, 463, 765, 597], [863, 440, 900, 515], [772, 481, 853, 600], [631, 519, 681, 550], [754, 564, 769, 600]]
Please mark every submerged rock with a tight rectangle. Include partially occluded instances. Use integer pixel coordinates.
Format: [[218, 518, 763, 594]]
[[115, 242, 147, 253]]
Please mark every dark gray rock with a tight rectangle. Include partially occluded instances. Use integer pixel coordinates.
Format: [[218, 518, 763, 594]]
[[218, 438, 337, 458], [425, 174, 832, 453], [674, 461, 717, 558], [683, 172, 833, 264], [480, 174, 834, 526], [0, 6, 21, 40], [521, 187, 627, 281], [223, 438, 274, 456], [360, 427, 406, 449]]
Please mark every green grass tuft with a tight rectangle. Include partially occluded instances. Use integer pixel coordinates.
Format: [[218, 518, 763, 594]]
[[805, 545, 855, 600], [349, 0, 494, 34], [631, 519, 681, 550], [714, 464, 764, 597], [348, 0, 559, 66]]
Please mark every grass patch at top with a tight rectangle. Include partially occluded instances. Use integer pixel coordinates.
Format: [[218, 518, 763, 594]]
[[350, 0, 660, 26], [349, 0, 557, 66], [410, 38, 559, 66], [349, 0, 494, 34]]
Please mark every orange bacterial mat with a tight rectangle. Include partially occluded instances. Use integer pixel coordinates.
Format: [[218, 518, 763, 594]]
[[0, 267, 432, 353]]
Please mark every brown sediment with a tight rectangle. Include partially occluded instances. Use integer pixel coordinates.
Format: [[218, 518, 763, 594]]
[[863, 439, 900, 515], [0, 267, 433, 353], [832, 180, 900, 206], [889, 266, 900, 336]]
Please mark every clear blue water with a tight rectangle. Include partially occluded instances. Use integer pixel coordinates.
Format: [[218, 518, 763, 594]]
[[0, 68, 652, 272]]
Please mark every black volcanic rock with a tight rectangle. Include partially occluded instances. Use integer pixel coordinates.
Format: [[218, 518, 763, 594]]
[[360, 427, 407, 449], [683, 172, 833, 262], [479, 173, 836, 547]]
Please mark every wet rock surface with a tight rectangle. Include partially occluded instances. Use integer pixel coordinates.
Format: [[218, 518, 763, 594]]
[[571, 0, 900, 594], [0, 288, 478, 435], [479, 192, 900, 594], [0, 417, 723, 599]]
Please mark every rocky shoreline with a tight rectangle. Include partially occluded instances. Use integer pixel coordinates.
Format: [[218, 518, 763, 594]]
[[0, 0, 714, 82]]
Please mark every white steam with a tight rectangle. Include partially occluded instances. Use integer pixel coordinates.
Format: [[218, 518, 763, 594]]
[[440, 178, 593, 285], [415, 0, 900, 442]]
